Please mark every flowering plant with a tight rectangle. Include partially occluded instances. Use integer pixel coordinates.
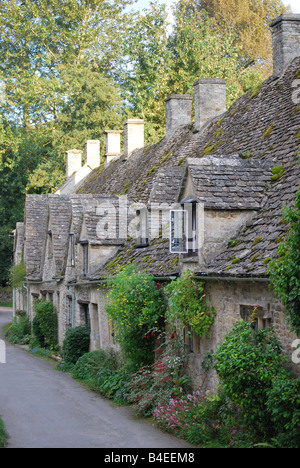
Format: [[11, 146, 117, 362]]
[[127, 330, 191, 417], [105, 264, 165, 371]]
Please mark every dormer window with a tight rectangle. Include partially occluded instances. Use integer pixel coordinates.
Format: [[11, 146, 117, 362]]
[[47, 230, 53, 260], [70, 232, 75, 267], [136, 208, 149, 247], [79, 239, 89, 276], [170, 201, 199, 256], [186, 201, 198, 256], [170, 209, 188, 253]]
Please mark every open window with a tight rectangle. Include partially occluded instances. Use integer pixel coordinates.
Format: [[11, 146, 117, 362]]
[[170, 209, 188, 253], [170, 201, 198, 255], [185, 201, 198, 256]]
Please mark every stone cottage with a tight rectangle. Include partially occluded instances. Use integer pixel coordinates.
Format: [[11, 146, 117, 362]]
[[13, 14, 300, 389]]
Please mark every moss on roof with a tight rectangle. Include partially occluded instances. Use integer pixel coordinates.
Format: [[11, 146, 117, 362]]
[[80, 58, 300, 279]]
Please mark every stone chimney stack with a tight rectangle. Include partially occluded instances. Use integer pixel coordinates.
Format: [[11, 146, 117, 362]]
[[124, 119, 144, 159], [104, 130, 123, 167], [84, 140, 100, 168], [193, 79, 226, 130], [271, 14, 300, 78], [165, 94, 192, 138], [66, 149, 82, 178]]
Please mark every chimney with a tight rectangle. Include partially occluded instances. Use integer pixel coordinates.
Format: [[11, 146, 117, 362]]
[[193, 79, 226, 130], [271, 14, 300, 78], [84, 140, 100, 168], [165, 94, 192, 138], [66, 149, 82, 178], [124, 119, 144, 159], [104, 130, 123, 167]]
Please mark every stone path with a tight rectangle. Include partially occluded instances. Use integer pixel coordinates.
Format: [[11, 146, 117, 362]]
[[0, 308, 194, 449]]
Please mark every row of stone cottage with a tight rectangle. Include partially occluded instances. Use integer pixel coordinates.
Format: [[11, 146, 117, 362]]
[[13, 14, 300, 389]]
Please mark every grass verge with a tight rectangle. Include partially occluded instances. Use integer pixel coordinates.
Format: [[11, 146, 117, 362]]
[[0, 418, 8, 448]]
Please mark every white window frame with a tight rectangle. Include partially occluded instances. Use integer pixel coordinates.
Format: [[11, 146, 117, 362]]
[[170, 209, 188, 254]]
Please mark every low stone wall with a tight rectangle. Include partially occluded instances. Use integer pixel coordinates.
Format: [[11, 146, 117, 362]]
[[0, 287, 12, 304]]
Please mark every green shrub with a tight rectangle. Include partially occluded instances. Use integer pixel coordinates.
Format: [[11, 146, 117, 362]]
[[105, 264, 165, 372], [266, 376, 300, 448], [213, 321, 289, 440], [9, 262, 26, 289], [62, 326, 90, 364], [0, 418, 7, 448], [5, 315, 31, 344], [32, 314, 45, 347], [267, 187, 300, 336], [74, 348, 117, 381], [74, 348, 131, 402], [33, 300, 58, 348]]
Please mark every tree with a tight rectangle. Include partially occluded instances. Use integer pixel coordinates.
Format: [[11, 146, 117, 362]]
[[120, 2, 172, 142], [199, 0, 288, 77], [121, 0, 262, 141], [0, 0, 132, 281]]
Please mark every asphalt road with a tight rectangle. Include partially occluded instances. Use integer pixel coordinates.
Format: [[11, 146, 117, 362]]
[[0, 307, 194, 449]]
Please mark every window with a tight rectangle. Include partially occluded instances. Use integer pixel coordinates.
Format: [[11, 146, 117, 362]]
[[79, 239, 89, 276], [186, 202, 198, 256], [170, 202, 199, 255], [240, 305, 272, 330], [79, 303, 90, 330], [91, 303, 100, 349], [68, 296, 73, 327], [170, 209, 188, 253], [136, 208, 149, 247], [183, 326, 201, 354], [70, 232, 75, 267], [47, 230, 53, 260]]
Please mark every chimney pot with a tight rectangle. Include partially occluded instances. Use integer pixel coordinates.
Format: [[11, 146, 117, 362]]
[[165, 94, 192, 138], [66, 149, 82, 178], [104, 130, 123, 167], [193, 78, 226, 130], [124, 119, 144, 159], [84, 140, 100, 168], [271, 14, 300, 77]]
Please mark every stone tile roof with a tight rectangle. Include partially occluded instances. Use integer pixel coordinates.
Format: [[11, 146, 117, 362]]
[[149, 166, 185, 205], [187, 156, 271, 210], [25, 195, 49, 281], [75, 58, 300, 279], [48, 195, 72, 278]]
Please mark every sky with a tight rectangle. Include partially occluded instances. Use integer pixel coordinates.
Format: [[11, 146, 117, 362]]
[[131, 0, 300, 13]]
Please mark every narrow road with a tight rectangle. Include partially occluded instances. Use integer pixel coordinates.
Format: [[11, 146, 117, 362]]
[[0, 308, 194, 449]]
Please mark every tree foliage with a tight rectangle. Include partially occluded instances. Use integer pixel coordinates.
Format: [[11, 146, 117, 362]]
[[199, 0, 288, 77], [0, 0, 288, 282], [213, 320, 289, 439], [120, 0, 274, 141]]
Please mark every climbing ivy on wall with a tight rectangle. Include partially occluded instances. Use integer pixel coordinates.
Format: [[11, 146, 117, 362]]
[[268, 185, 300, 336], [165, 270, 216, 337]]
